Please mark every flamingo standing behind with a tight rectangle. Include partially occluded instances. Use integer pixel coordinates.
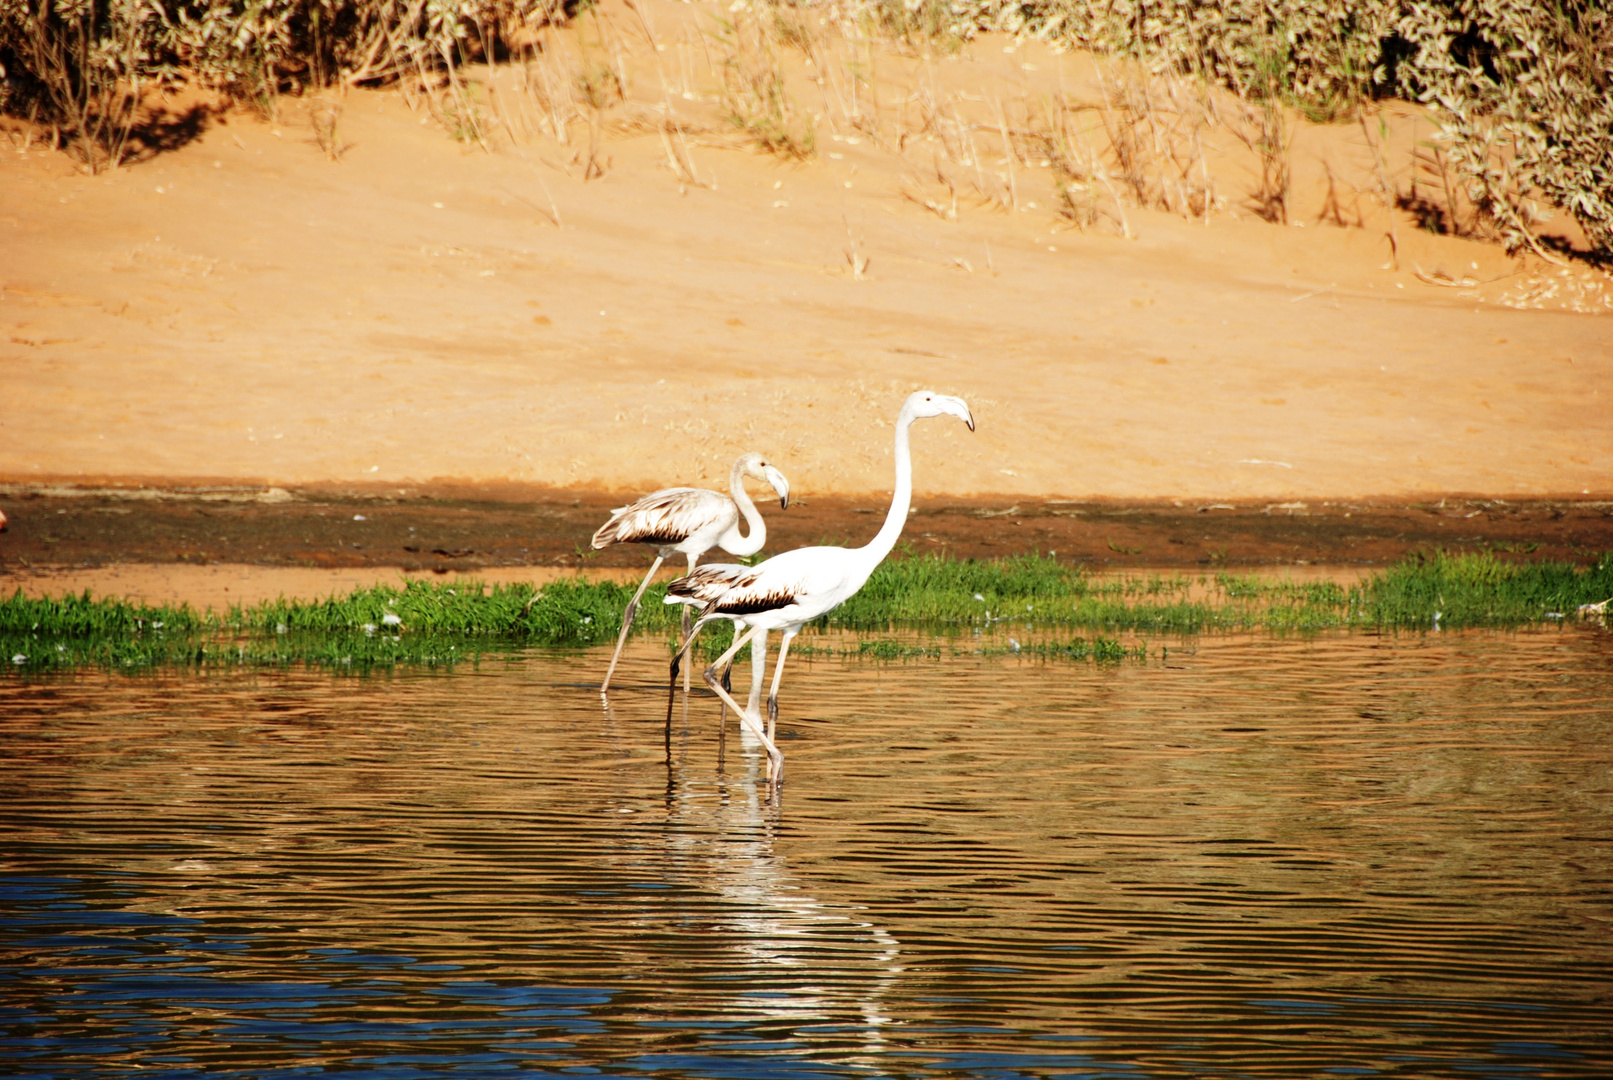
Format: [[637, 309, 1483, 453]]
[[592, 452, 790, 693], [665, 390, 974, 784]]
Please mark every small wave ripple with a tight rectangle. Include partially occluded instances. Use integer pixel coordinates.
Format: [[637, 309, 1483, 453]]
[[1, 629, 1610, 1077]]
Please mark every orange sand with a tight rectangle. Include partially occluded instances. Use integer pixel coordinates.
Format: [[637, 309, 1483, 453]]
[[2, 1, 1609, 504]]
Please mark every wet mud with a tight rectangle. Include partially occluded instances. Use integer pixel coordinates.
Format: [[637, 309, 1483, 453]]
[[2, 486, 1610, 579]]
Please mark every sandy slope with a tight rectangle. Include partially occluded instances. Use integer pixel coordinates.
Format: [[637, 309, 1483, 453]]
[[2, 1, 1609, 503]]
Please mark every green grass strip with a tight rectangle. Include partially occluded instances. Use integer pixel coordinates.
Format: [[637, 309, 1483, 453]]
[[3, 550, 1610, 674]]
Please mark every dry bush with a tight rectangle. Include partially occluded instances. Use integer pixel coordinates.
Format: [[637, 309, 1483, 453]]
[[502, 24, 588, 146], [710, 8, 815, 159], [0, 0, 154, 171], [160, 0, 563, 96], [863, 0, 1396, 116], [1091, 65, 1217, 222], [1397, 0, 1612, 259], [5, 0, 1605, 262], [1220, 92, 1290, 224], [0, 0, 563, 165], [310, 93, 345, 158], [1037, 94, 1130, 235], [1359, 111, 1401, 266], [838, 0, 1611, 258]]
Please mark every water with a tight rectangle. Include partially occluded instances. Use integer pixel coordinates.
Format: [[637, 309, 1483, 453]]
[[2, 630, 1611, 1078]]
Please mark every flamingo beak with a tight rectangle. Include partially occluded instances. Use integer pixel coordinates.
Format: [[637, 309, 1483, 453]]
[[764, 465, 791, 509], [946, 395, 976, 432]]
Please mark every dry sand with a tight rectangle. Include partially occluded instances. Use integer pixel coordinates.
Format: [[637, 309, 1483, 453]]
[[2, 1, 1609, 513]]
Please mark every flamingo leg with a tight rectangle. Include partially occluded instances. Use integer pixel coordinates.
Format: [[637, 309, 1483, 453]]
[[681, 552, 698, 693], [715, 619, 744, 756], [746, 625, 767, 725], [711, 621, 763, 771], [716, 678, 727, 770], [701, 623, 784, 783], [601, 555, 664, 695], [766, 626, 798, 746], [667, 611, 719, 731]]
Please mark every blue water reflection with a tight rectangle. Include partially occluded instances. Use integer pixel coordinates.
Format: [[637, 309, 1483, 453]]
[[4, 854, 1602, 1077]]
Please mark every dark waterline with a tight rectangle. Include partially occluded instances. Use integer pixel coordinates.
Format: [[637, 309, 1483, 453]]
[[3, 631, 1611, 1078]]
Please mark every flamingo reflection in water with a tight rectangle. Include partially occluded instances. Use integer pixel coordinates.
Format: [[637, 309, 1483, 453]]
[[617, 743, 903, 1055]]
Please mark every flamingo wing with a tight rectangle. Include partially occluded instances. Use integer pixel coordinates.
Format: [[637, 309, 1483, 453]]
[[667, 561, 815, 618], [591, 487, 735, 549], [663, 562, 744, 607]]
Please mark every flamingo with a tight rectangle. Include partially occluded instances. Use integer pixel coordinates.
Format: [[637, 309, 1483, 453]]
[[664, 390, 975, 784], [591, 451, 790, 693]]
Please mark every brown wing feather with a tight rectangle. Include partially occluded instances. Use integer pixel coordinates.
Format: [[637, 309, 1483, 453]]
[[667, 564, 803, 616], [665, 564, 750, 603], [591, 488, 733, 549], [711, 588, 801, 617]]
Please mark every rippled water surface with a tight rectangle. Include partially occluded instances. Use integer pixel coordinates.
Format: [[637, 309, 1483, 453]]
[[3, 631, 1612, 1078]]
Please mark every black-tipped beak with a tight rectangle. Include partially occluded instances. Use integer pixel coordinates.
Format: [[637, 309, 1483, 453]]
[[943, 394, 975, 432], [764, 465, 791, 511]]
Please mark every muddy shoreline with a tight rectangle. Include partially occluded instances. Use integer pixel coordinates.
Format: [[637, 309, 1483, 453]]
[[3, 488, 1609, 585]]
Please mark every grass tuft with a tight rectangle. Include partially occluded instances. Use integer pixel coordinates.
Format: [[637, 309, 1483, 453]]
[[4, 551, 1610, 674], [1361, 550, 1613, 628]]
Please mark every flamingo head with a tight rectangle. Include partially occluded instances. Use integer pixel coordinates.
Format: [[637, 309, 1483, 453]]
[[737, 453, 791, 509], [902, 390, 975, 432]]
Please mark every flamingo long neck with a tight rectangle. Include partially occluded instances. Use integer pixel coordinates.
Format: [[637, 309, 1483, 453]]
[[722, 460, 767, 556], [861, 410, 915, 566]]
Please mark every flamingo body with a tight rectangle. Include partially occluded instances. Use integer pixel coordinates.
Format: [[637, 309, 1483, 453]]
[[668, 546, 869, 627], [592, 487, 746, 558]]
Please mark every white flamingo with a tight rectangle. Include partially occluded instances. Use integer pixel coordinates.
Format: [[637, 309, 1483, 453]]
[[665, 390, 975, 784], [591, 452, 790, 693]]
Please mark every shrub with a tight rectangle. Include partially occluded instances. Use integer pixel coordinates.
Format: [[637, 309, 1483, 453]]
[[1397, 0, 1613, 258], [0, 0, 157, 171], [3, 0, 1607, 258], [0, 0, 560, 166], [845, 0, 1611, 258]]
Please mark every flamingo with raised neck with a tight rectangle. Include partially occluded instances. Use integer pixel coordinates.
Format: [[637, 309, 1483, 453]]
[[664, 390, 974, 784]]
